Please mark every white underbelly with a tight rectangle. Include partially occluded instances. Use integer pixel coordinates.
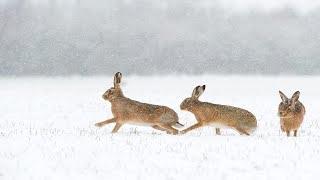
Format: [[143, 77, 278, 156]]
[[127, 121, 153, 127], [209, 122, 230, 129]]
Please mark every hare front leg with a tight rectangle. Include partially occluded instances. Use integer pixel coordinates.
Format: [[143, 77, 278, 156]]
[[215, 128, 221, 135], [111, 123, 123, 133], [294, 130, 298, 137], [95, 118, 116, 127], [181, 123, 203, 134]]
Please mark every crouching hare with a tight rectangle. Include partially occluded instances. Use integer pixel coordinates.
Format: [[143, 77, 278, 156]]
[[278, 91, 305, 137], [95, 72, 183, 134], [180, 85, 257, 135]]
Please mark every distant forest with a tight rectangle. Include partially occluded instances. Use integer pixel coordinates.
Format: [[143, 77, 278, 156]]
[[1, 0, 320, 75]]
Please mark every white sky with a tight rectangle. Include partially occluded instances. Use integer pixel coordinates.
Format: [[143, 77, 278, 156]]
[[2, 0, 320, 14], [215, 0, 320, 14]]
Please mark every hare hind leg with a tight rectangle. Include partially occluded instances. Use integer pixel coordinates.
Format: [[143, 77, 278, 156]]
[[158, 124, 179, 135], [215, 128, 221, 135], [111, 123, 123, 133], [235, 127, 250, 136], [294, 130, 298, 137], [95, 118, 116, 127], [152, 125, 168, 132]]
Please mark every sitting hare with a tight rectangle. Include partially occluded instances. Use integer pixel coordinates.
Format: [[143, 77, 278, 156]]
[[95, 72, 183, 134], [180, 85, 257, 135], [278, 91, 305, 137]]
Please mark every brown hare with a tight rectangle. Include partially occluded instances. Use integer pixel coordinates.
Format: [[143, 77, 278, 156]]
[[95, 72, 183, 134], [278, 91, 305, 137], [180, 85, 257, 135]]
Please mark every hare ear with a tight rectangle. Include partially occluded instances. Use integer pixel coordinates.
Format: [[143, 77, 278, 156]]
[[279, 91, 288, 102], [291, 91, 300, 102], [113, 72, 122, 88], [192, 85, 206, 99]]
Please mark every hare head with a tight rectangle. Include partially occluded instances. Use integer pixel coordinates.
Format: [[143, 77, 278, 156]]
[[102, 72, 124, 101], [180, 85, 206, 111], [278, 91, 300, 117]]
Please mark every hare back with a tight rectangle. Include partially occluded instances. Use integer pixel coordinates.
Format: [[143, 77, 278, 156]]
[[197, 103, 257, 129], [111, 97, 178, 124]]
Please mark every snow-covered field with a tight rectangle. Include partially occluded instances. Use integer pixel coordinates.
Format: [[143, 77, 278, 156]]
[[1, 75, 320, 180]]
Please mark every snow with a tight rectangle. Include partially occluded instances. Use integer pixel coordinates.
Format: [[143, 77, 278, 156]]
[[1, 75, 320, 180]]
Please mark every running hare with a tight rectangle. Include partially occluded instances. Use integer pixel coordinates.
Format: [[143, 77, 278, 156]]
[[278, 91, 305, 137], [95, 72, 183, 134], [180, 85, 257, 135]]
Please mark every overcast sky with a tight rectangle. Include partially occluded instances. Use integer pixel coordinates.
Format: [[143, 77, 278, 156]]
[[1, 0, 320, 75]]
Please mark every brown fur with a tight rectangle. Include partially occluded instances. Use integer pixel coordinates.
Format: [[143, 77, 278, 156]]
[[278, 91, 305, 137], [180, 85, 257, 135], [95, 72, 181, 134]]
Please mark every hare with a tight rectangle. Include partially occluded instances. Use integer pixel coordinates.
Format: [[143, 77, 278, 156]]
[[180, 85, 257, 135], [95, 72, 183, 134], [278, 91, 305, 137]]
